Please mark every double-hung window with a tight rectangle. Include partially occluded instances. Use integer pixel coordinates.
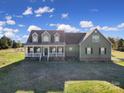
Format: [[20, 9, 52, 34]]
[[86, 47, 92, 55], [100, 47, 106, 55]]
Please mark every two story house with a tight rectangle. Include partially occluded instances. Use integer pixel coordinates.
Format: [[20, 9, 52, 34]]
[[25, 29, 111, 61]]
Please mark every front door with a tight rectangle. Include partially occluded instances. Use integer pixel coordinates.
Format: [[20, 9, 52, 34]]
[[44, 48, 48, 56]]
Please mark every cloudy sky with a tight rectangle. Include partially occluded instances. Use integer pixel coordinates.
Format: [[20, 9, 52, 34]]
[[0, 0, 124, 42]]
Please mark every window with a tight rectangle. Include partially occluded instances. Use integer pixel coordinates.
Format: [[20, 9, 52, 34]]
[[52, 48, 56, 53], [37, 48, 40, 52], [30, 48, 33, 52], [54, 33, 60, 42], [92, 35, 99, 42], [43, 35, 49, 42], [32, 33, 38, 42], [69, 47, 72, 51], [100, 47, 106, 55], [42, 31, 51, 42], [55, 36, 59, 42], [86, 48, 92, 54], [58, 47, 62, 53]]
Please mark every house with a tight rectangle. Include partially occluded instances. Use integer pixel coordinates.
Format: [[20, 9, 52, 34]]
[[25, 29, 111, 61]]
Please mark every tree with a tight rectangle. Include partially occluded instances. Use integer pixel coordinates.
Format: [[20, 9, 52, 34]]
[[118, 39, 123, 47], [12, 40, 17, 48], [0, 36, 12, 49], [108, 37, 116, 49]]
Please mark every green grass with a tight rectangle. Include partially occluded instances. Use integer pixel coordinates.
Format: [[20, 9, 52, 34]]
[[64, 81, 124, 93], [16, 90, 34, 93], [47, 91, 63, 93], [112, 50, 124, 66], [0, 48, 24, 68]]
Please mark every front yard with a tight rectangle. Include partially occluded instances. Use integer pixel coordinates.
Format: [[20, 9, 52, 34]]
[[0, 49, 124, 93], [0, 61, 124, 93]]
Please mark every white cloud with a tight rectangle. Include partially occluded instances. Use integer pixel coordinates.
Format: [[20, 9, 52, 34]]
[[4, 31, 15, 38], [5, 16, 12, 20], [13, 15, 23, 18], [15, 35, 29, 43], [50, 23, 80, 32], [6, 20, 15, 25], [80, 20, 124, 31], [18, 24, 25, 27], [90, 25, 118, 31], [34, 6, 54, 17], [5, 16, 16, 25], [80, 21, 94, 28], [49, 15, 53, 18], [61, 13, 69, 19], [23, 7, 33, 15], [0, 21, 6, 26], [117, 23, 124, 28], [2, 28, 19, 38], [42, 0, 54, 2], [90, 9, 99, 12], [0, 26, 3, 31], [3, 28, 19, 33], [27, 25, 42, 32]]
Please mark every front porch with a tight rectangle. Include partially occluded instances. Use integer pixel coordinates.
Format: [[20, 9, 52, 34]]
[[25, 45, 65, 61]]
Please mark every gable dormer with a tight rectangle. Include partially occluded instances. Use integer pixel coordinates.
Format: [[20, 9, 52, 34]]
[[32, 32, 38, 42], [54, 32, 60, 42], [42, 31, 51, 42]]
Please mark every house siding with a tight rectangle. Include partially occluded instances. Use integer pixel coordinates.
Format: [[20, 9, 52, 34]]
[[65, 45, 79, 60], [80, 31, 111, 61]]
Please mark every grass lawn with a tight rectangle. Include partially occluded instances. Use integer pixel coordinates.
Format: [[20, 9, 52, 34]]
[[0, 48, 24, 68], [64, 80, 124, 93], [112, 50, 124, 66]]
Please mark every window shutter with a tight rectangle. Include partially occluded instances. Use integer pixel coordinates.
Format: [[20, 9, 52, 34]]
[[105, 48, 106, 54], [91, 48, 93, 54], [85, 48, 87, 54], [99, 48, 101, 55]]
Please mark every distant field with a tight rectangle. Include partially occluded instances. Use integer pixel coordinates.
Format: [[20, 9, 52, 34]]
[[0, 48, 24, 68]]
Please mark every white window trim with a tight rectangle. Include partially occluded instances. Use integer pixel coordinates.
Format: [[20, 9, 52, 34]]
[[69, 47, 73, 51], [32, 32, 38, 42], [87, 47, 91, 55], [41, 31, 51, 42], [54, 33, 60, 42], [100, 47, 105, 55], [58, 47, 62, 53]]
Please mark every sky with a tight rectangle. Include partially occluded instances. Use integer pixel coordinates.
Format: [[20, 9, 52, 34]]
[[0, 0, 124, 42]]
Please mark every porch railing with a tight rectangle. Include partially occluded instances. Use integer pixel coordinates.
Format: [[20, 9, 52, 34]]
[[26, 53, 41, 57], [26, 52, 64, 57]]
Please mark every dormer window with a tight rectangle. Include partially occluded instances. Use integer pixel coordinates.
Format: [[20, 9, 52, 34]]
[[54, 33, 60, 42], [42, 31, 51, 42], [32, 32, 38, 42]]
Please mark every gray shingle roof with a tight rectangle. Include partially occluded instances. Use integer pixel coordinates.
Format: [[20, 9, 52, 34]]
[[26, 30, 86, 45]]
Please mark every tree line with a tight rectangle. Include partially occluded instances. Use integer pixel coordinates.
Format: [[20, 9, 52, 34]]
[[108, 37, 124, 51], [0, 35, 23, 49]]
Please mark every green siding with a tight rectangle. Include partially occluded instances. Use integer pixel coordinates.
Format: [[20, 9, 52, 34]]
[[65, 45, 79, 58], [80, 31, 111, 61]]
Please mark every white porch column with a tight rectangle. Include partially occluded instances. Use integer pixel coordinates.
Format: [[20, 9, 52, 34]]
[[33, 46, 34, 57], [48, 46, 49, 61], [56, 46, 57, 57], [63, 45, 65, 57], [25, 46, 27, 57]]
